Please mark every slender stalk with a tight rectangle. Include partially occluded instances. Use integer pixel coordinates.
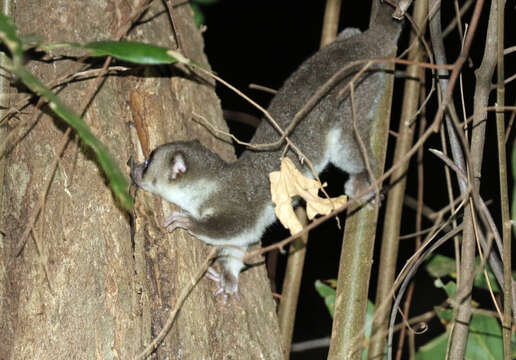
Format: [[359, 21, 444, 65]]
[[447, 0, 499, 356], [368, 1, 427, 359], [327, 204, 382, 360], [496, 0, 513, 357], [278, 2, 340, 357], [320, 0, 342, 47], [327, 25, 395, 360], [398, 76, 428, 360], [410, 84, 427, 360], [277, 207, 309, 360]]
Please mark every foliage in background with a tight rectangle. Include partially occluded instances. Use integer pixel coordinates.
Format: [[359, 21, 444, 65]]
[[315, 280, 375, 360], [426, 254, 516, 293], [316, 253, 516, 360], [418, 255, 516, 360]]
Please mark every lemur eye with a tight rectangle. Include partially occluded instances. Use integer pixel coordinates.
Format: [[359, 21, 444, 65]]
[[144, 158, 150, 169]]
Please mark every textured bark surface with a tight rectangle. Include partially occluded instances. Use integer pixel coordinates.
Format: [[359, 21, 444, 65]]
[[0, 1, 282, 359]]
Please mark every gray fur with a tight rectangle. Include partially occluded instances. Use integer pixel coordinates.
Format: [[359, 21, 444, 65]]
[[130, 1, 403, 297]]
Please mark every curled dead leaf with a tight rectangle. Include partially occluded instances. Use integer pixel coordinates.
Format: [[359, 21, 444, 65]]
[[269, 158, 347, 235]]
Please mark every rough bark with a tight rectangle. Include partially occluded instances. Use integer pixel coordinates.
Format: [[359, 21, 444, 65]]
[[0, 1, 283, 359]]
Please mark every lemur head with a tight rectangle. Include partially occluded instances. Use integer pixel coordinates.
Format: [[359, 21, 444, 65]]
[[130, 140, 226, 197]]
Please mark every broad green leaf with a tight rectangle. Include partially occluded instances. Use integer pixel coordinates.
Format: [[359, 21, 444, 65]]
[[83, 41, 187, 65], [315, 280, 335, 317], [467, 313, 503, 360], [434, 279, 457, 298], [42, 40, 195, 67], [416, 331, 449, 360], [434, 305, 453, 323], [417, 312, 508, 360], [427, 254, 515, 293], [426, 254, 456, 278], [14, 67, 133, 209]]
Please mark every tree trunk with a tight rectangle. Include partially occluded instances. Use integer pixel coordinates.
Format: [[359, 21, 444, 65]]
[[0, 1, 283, 359]]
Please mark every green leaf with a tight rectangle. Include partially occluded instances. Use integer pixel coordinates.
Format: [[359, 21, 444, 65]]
[[434, 305, 453, 323], [315, 280, 377, 359], [15, 67, 133, 209], [434, 279, 457, 298], [427, 254, 515, 293], [0, 12, 23, 59], [360, 300, 376, 360], [416, 331, 449, 360], [467, 313, 503, 360], [364, 300, 375, 338], [314, 280, 374, 333], [83, 41, 187, 65], [190, 3, 205, 28], [512, 332, 516, 359], [0, 14, 133, 209], [473, 268, 502, 293], [315, 280, 335, 317], [426, 254, 456, 278], [417, 312, 508, 360]]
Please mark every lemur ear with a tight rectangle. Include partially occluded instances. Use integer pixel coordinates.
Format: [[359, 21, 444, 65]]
[[171, 152, 187, 179]]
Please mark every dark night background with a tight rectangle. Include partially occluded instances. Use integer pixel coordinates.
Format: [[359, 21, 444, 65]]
[[197, 1, 516, 358]]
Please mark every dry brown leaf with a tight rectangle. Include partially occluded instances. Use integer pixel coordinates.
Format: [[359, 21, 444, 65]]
[[269, 157, 347, 235]]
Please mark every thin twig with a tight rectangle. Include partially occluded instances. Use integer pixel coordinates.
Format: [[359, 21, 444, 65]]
[[200, 58, 450, 153], [442, 0, 474, 38], [350, 83, 381, 204], [163, 0, 184, 52], [193, 66, 333, 203], [388, 224, 465, 360], [244, 115, 436, 262], [495, 0, 513, 353], [15, 128, 71, 255], [248, 83, 277, 95], [134, 247, 217, 360], [16, 56, 114, 255], [370, 1, 427, 356], [16, 0, 152, 254], [503, 101, 516, 143], [448, 0, 496, 355], [431, 0, 486, 132], [396, 58, 428, 360], [429, 149, 516, 315], [277, 207, 309, 359]]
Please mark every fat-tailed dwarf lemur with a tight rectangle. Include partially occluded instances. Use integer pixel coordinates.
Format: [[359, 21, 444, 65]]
[[130, 0, 402, 298]]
